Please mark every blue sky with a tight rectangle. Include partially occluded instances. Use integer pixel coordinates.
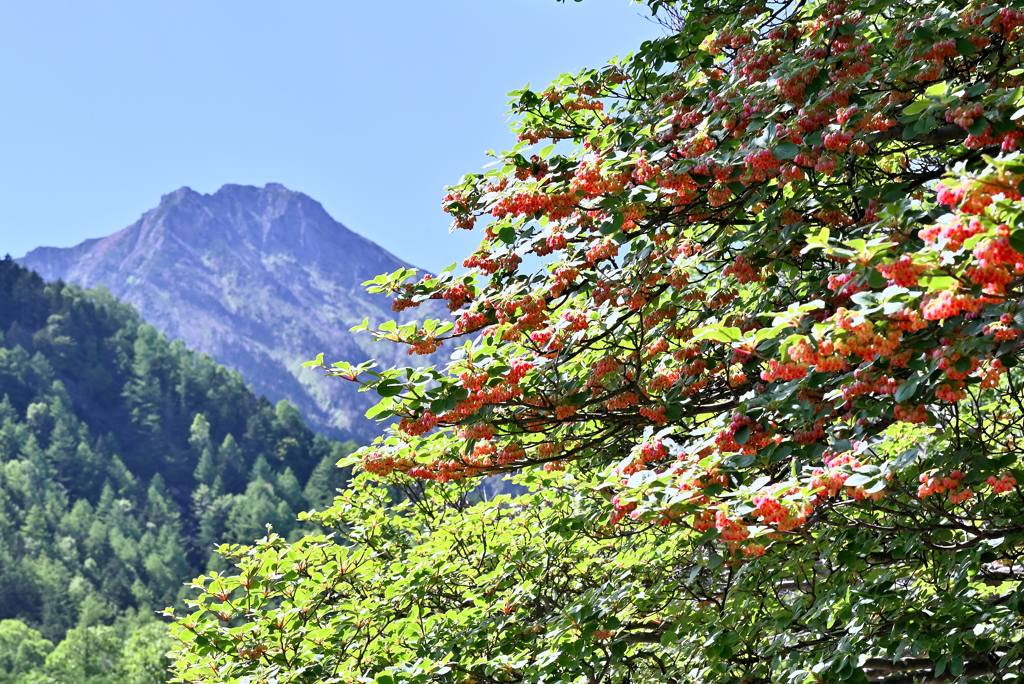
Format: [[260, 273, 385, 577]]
[[0, 1, 662, 273]]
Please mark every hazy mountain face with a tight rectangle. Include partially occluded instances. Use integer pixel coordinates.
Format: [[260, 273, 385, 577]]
[[19, 183, 446, 442]]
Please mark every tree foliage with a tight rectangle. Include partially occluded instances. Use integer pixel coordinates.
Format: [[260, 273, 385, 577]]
[[173, 0, 1024, 681], [0, 258, 358, 680], [0, 618, 172, 684]]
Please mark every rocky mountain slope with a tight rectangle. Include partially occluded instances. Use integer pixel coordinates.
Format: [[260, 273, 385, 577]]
[[19, 183, 443, 442]]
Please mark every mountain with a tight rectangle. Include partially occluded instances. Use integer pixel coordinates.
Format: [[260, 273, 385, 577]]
[[18, 184, 443, 443]]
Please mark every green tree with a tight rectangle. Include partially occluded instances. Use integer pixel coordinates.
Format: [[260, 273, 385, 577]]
[[224, 479, 285, 544], [170, 0, 1024, 681], [189, 414, 218, 487], [144, 474, 177, 529], [275, 466, 305, 512], [216, 433, 246, 493], [121, 327, 166, 467], [301, 444, 354, 510], [118, 621, 171, 684], [0, 619, 53, 682], [43, 624, 122, 683], [1, 256, 355, 654], [195, 494, 236, 567], [0, 394, 16, 423]]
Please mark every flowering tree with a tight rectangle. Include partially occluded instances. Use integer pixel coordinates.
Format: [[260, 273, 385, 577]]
[[168, 0, 1024, 681]]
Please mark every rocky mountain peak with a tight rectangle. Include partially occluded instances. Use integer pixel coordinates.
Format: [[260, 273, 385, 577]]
[[18, 184, 442, 442]]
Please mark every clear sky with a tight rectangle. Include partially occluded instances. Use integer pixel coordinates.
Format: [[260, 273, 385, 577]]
[[0, 1, 662, 273]]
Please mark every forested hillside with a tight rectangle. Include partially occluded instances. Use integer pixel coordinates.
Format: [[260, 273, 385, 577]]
[[0, 256, 354, 682]]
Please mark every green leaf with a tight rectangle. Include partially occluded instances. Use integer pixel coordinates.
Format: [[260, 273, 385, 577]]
[[801, 227, 831, 253], [377, 380, 404, 397], [430, 394, 457, 414], [902, 100, 930, 117], [919, 275, 956, 291], [878, 183, 904, 203], [844, 473, 873, 488], [773, 142, 799, 160], [734, 424, 751, 445], [894, 448, 920, 468], [693, 325, 742, 344], [366, 403, 391, 419], [566, 391, 590, 407], [728, 453, 756, 468], [749, 475, 771, 491], [966, 81, 989, 97], [955, 38, 977, 56], [1009, 229, 1024, 255], [850, 291, 877, 307], [302, 352, 324, 368], [600, 212, 625, 235], [967, 117, 989, 136], [867, 269, 888, 288], [894, 376, 920, 402], [836, 549, 858, 566], [497, 226, 516, 244], [805, 74, 826, 99]]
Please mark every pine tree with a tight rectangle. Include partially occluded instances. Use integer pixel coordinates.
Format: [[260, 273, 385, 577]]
[[24, 402, 52, 443], [187, 414, 212, 458], [144, 475, 177, 529], [301, 441, 355, 510], [216, 434, 245, 493], [67, 441, 103, 501], [274, 467, 304, 512], [103, 453, 138, 500], [84, 519, 107, 563], [20, 505, 50, 551], [58, 500, 94, 548], [248, 455, 272, 485], [196, 494, 235, 556], [45, 416, 78, 488], [192, 450, 217, 488], [121, 327, 167, 476], [0, 394, 16, 422], [225, 480, 283, 545], [302, 455, 337, 511]]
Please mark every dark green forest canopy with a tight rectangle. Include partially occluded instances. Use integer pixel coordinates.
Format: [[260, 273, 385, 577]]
[[0, 256, 355, 657]]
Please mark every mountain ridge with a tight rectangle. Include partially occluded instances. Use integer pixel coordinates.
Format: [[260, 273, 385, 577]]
[[18, 183, 443, 442]]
